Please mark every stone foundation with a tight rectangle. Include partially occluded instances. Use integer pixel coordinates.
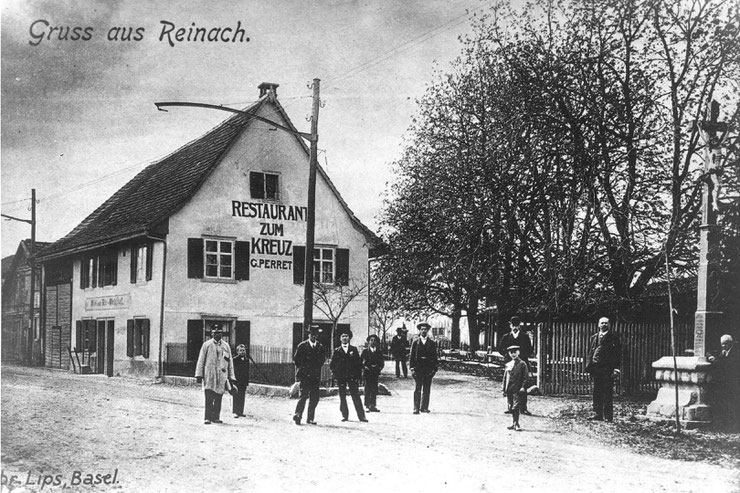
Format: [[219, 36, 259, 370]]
[[645, 356, 712, 426]]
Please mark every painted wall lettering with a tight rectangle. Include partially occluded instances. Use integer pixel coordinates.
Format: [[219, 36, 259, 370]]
[[259, 222, 284, 236], [231, 201, 306, 221]]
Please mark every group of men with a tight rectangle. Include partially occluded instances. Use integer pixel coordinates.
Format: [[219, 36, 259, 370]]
[[292, 322, 439, 424], [193, 317, 738, 430]]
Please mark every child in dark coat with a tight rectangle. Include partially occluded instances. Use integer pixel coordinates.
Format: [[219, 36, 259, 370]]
[[503, 345, 528, 431]]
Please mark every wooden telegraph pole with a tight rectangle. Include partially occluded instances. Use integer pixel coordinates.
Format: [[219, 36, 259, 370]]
[[303, 79, 320, 332]]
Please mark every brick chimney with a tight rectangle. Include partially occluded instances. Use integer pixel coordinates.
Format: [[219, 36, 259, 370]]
[[258, 82, 279, 99]]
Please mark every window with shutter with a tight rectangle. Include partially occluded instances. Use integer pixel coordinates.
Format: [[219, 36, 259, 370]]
[[187, 238, 204, 279]]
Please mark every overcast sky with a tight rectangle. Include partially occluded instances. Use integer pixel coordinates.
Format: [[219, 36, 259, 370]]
[[1, 0, 511, 257]]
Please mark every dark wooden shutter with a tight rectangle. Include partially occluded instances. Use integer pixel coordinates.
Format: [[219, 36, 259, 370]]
[[130, 245, 138, 283], [76, 320, 82, 351], [187, 320, 203, 362], [293, 323, 304, 352], [141, 319, 150, 358], [336, 248, 349, 286], [145, 242, 153, 281], [80, 259, 86, 289], [127, 319, 134, 357], [92, 257, 98, 288], [187, 238, 204, 279], [235, 241, 250, 280], [235, 321, 250, 349], [111, 253, 117, 286], [293, 246, 305, 285], [250, 172, 264, 199]]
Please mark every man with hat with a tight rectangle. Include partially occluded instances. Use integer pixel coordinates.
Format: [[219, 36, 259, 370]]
[[498, 316, 534, 415], [585, 316, 621, 422], [361, 334, 385, 412], [503, 344, 528, 431], [293, 324, 326, 425], [195, 323, 236, 425], [410, 322, 438, 414], [330, 329, 368, 422], [390, 325, 410, 378]]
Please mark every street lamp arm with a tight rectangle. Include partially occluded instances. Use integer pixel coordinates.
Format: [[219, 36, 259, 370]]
[[154, 102, 313, 141], [1, 213, 33, 224]]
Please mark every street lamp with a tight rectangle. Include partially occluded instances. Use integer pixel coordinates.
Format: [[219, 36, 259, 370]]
[[155, 79, 321, 333]]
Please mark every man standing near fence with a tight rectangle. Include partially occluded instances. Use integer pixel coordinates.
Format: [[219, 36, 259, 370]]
[[410, 322, 438, 414], [293, 325, 325, 426], [585, 317, 621, 422], [391, 326, 410, 378], [498, 316, 534, 415], [195, 324, 236, 425]]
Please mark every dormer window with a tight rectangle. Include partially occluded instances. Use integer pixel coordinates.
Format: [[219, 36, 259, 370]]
[[250, 171, 279, 200]]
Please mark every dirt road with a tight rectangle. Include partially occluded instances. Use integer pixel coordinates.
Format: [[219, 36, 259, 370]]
[[1, 365, 737, 493]]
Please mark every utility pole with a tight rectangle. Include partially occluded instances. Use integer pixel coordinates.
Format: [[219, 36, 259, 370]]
[[303, 79, 320, 332], [155, 78, 322, 336]]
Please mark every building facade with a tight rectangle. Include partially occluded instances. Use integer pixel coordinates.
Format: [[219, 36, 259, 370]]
[[37, 83, 380, 379], [1, 239, 49, 364]]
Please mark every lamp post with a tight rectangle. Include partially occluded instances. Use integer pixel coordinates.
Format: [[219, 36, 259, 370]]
[[155, 79, 321, 333]]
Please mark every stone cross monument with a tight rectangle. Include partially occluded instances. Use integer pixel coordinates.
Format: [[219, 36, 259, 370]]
[[646, 100, 729, 427]]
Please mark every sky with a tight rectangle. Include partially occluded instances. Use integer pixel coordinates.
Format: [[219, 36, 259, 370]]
[[1, 0, 509, 257]]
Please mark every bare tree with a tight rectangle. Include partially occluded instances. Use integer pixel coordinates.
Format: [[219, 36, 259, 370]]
[[312, 278, 367, 352]]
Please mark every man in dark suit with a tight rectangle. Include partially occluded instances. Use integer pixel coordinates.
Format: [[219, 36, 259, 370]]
[[410, 322, 438, 414], [586, 317, 621, 422], [498, 316, 534, 415], [708, 334, 740, 428], [232, 343, 250, 418], [293, 325, 325, 425], [330, 329, 368, 422], [390, 326, 410, 378], [361, 334, 385, 412]]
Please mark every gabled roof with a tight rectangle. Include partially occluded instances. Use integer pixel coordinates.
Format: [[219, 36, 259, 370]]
[[1, 239, 51, 294], [38, 93, 381, 261]]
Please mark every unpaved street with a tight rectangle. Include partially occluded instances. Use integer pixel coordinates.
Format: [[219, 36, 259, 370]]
[[1, 365, 737, 493]]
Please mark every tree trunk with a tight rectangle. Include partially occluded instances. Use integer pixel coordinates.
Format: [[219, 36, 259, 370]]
[[451, 307, 461, 349], [467, 297, 479, 352]]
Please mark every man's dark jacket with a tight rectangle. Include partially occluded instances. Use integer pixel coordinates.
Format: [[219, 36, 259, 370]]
[[498, 330, 534, 362], [390, 335, 409, 360], [586, 330, 621, 374], [294, 340, 325, 382], [410, 338, 438, 374], [330, 345, 363, 382], [361, 347, 385, 377]]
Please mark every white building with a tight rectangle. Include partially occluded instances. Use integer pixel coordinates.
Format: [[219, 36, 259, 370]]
[[37, 83, 380, 379]]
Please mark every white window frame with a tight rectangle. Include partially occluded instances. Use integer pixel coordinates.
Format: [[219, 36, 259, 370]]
[[313, 247, 335, 284], [135, 244, 147, 283], [204, 238, 235, 280]]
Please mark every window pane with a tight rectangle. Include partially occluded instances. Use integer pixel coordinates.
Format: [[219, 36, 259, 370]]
[[313, 249, 320, 259], [265, 174, 278, 199], [220, 255, 232, 267], [324, 249, 333, 260], [220, 266, 232, 278], [206, 254, 217, 266], [205, 241, 218, 252], [220, 242, 232, 253], [206, 265, 218, 277]]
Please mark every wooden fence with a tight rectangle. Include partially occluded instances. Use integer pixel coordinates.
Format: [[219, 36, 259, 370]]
[[539, 322, 694, 395]]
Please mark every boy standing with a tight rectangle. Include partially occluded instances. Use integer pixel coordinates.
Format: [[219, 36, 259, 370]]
[[503, 345, 528, 431]]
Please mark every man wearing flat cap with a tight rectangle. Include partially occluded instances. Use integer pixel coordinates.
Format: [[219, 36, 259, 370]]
[[391, 325, 410, 378], [361, 334, 385, 412], [293, 325, 325, 425], [410, 322, 438, 414], [498, 316, 534, 415], [330, 329, 368, 422], [195, 323, 236, 425]]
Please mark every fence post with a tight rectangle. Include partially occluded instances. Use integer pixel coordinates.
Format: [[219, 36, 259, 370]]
[[536, 323, 544, 392]]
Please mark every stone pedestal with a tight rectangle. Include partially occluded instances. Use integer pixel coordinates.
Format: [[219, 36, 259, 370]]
[[645, 356, 712, 426]]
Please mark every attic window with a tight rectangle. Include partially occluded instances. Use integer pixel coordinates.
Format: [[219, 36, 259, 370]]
[[250, 172, 280, 200]]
